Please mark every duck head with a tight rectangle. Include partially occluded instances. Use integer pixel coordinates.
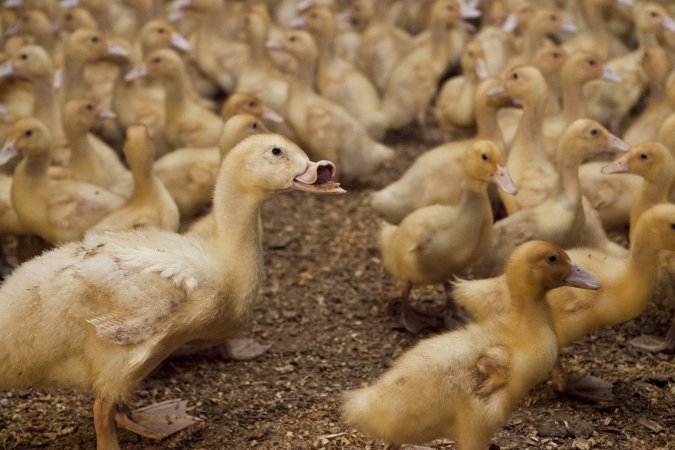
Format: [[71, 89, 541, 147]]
[[632, 204, 675, 250], [0, 118, 52, 165], [559, 119, 629, 163], [602, 142, 675, 184], [224, 133, 345, 195], [635, 3, 675, 35], [140, 19, 191, 54], [5, 9, 54, 37], [291, 6, 335, 38], [462, 41, 489, 80], [507, 240, 601, 293], [266, 30, 319, 67], [66, 29, 129, 63], [221, 93, 284, 124], [532, 44, 568, 79], [125, 47, 184, 81], [60, 7, 98, 32], [464, 140, 518, 194], [562, 51, 621, 85], [488, 65, 547, 107], [63, 98, 115, 133], [0, 45, 54, 82], [218, 113, 269, 160]]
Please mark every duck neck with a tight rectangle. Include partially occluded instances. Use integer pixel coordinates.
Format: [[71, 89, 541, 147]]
[[522, 28, 546, 62], [129, 159, 157, 200], [21, 152, 51, 178], [622, 232, 662, 314], [582, 0, 607, 37], [62, 57, 86, 103], [316, 28, 337, 62], [161, 67, 192, 122], [429, 18, 450, 62], [507, 277, 548, 312], [475, 105, 504, 145], [632, 176, 672, 229], [64, 123, 96, 168], [636, 29, 658, 52], [460, 178, 490, 209], [512, 95, 546, 159], [560, 75, 586, 125], [290, 56, 318, 94], [33, 79, 64, 140], [551, 148, 582, 204]]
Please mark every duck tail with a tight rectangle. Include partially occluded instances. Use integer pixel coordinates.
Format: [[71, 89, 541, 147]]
[[341, 386, 382, 437]]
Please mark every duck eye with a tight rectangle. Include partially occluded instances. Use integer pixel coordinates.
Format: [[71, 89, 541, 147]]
[[587, 59, 596, 66], [547, 255, 557, 263], [671, 223, 675, 230], [447, 5, 454, 11], [590, 128, 599, 136], [272, 147, 283, 156], [85, 104, 94, 111], [650, 11, 658, 18], [248, 101, 256, 108], [65, 14, 73, 20], [157, 28, 165, 34], [552, 52, 559, 58], [252, 122, 257, 129], [289, 35, 296, 42], [549, 14, 556, 21], [90, 36, 99, 43], [153, 57, 161, 64], [511, 72, 519, 80], [24, 130, 32, 137], [639, 152, 648, 160], [19, 53, 28, 60], [481, 153, 488, 161]]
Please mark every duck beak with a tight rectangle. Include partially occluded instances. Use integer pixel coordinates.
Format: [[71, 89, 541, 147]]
[[601, 155, 631, 174], [603, 133, 630, 153], [4, 0, 23, 8], [5, 25, 21, 36], [125, 63, 148, 81], [601, 66, 622, 83], [296, 0, 313, 12], [98, 108, 116, 120], [172, 0, 191, 8], [0, 61, 15, 78], [486, 83, 506, 97], [0, 140, 20, 165], [265, 39, 284, 51], [475, 58, 490, 79], [170, 31, 192, 52], [290, 15, 307, 28], [0, 104, 8, 115], [491, 164, 518, 194], [261, 106, 284, 123], [293, 160, 346, 194], [460, 4, 481, 19], [564, 262, 601, 290], [616, 0, 634, 5], [560, 19, 577, 33], [59, 0, 79, 8], [663, 16, 675, 32], [167, 9, 186, 22], [336, 9, 352, 24], [502, 13, 519, 32], [106, 41, 129, 58]]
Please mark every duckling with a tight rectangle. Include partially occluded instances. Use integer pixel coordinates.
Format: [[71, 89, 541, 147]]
[[91, 125, 179, 233], [471, 120, 629, 278], [434, 41, 489, 136], [266, 30, 394, 181], [154, 114, 268, 219], [344, 0, 412, 93], [0, 133, 344, 449], [342, 240, 600, 450], [125, 48, 224, 149], [221, 92, 284, 124], [294, 5, 388, 139], [0, 118, 125, 244], [600, 142, 674, 241], [623, 46, 672, 146], [62, 98, 132, 197], [381, 0, 478, 138], [371, 77, 513, 224], [379, 140, 517, 333], [5, 8, 62, 64], [563, 0, 630, 60]]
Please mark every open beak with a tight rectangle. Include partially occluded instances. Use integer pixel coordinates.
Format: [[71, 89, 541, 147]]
[[170, 31, 192, 52], [98, 108, 116, 120], [125, 63, 148, 81], [293, 160, 346, 194], [474, 58, 490, 79], [0, 140, 20, 165], [0, 61, 15, 78], [601, 155, 630, 174], [601, 66, 622, 83], [603, 133, 630, 153], [564, 261, 601, 290], [491, 164, 518, 194], [261, 106, 284, 123]]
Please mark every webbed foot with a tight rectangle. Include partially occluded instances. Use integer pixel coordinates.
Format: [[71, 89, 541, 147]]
[[115, 399, 199, 439], [563, 373, 614, 403], [219, 338, 271, 361], [629, 334, 675, 354]]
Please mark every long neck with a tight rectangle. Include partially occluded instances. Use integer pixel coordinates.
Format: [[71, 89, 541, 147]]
[[130, 159, 157, 200], [459, 177, 490, 209], [636, 28, 658, 52], [62, 57, 86, 103], [316, 29, 337, 61], [551, 147, 582, 204], [33, 79, 64, 140], [512, 94, 546, 161], [430, 18, 449, 61], [582, 0, 606, 36], [631, 177, 671, 233], [64, 123, 96, 167], [560, 75, 586, 124], [290, 55, 318, 94], [622, 233, 662, 313], [20, 152, 51, 178], [475, 105, 504, 145], [162, 69, 191, 121]]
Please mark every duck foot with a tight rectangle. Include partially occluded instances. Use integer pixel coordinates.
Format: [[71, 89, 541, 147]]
[[218, 338, 271, 361], [563, 373, 614, 403], [629, 334, 675, 354], [401, 305, 441, 334], [115, 399, 200, 439]]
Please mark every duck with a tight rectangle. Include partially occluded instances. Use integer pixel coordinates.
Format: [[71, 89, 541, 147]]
[[623, 45, 672, 146], [90, 125, 179, 233], [61, 97, 132, 197], [220, 92, 284, 124], [563, 0, 631, 60], [471, 119, 629, 278], [380, 0, 478, 137], [434, 40, 489, 136], [493, 65, 557, 214], [5, 8, 63, 65], [371, 76, 514, 224], [0, 118, 125, 244], [378, 140, 517, 333], [343, 0, 412, 93], [125, 48, 224, 149], [294, 5, 388, 139], [154, 114, 268, 219], [0, 132, 344, 449], [342, 240, 600, 450], [266, 29, 394, 181]]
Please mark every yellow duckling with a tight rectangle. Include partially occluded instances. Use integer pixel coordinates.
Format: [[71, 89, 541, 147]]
[[0, 133, 344, 450], [0, 118, 125, 244], [434, 40, 490, 136], [90, 125, 179, 233], [266, 29, 394, 181], [371, 76, 513, 224], [563, 0, 631, 60], [125, 48, 224, 149], [154, 114, 268, 218], [342, 240, 600, 450], [220, 92, 284, 124], [472, 119, 629, 277], [379, 140, 517, 333]]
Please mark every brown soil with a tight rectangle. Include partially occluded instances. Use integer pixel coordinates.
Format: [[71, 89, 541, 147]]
[[0, 128, 673, 450]]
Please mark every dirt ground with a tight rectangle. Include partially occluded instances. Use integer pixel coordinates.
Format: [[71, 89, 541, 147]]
[[0, 127, 673, 450]]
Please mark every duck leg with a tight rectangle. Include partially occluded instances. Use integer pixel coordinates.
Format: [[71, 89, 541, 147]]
[[93, 397, 121, 450], [399, 281, 439, 334], [443, 281, 468, 330], [551, 358, 614, 403], [218, 338, 271, 361], [629, 312, 675, 353], [115, 399, 200, 440]]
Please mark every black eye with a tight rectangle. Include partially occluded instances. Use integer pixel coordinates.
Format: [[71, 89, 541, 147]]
[[153, 57, 161, 63], [547, 255, 557, 263], [481, 153, 488, 161], [24, 130, 32, 137], [671, 223, 675, 230], [272, 147, 282, 156], [447, 5, 454, 10], [19, 53, 28, 60], [511, 72, 519, 80], [248, 101, 256, 108], [549, 14, 556, 21], [650, 11, 658, 18], [289, 36, 296, 42], [65, 14, 73, 20], [552, 52, 560, 58], [590, 128, 599, 136], [639, 152, 648, 160], [85, 104, 94, 111], [587, 59, 596, 66], [157, 28, 165, 34], [310, 12, 317, 18], [91, 36, 99, 43], [252, 122, 257, 129]]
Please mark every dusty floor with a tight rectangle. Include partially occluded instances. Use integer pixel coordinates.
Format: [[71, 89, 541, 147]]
[[0, 128, 673, 450]]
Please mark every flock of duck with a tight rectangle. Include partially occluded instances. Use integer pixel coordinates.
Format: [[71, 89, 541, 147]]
[[0, 0, 673, 448]]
